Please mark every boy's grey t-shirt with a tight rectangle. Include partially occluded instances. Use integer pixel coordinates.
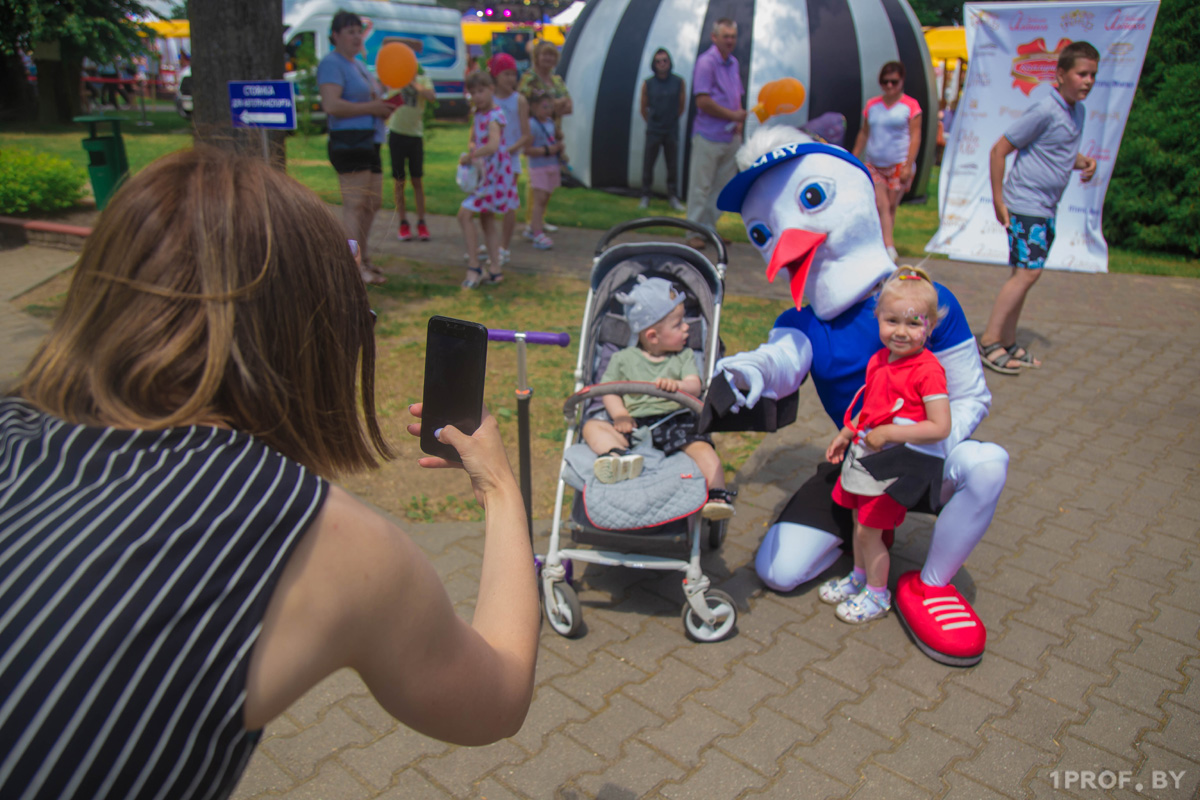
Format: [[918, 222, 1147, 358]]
[[1002, 89, 1086, 218]]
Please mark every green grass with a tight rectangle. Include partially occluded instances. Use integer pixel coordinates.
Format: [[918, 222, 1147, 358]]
[[2, 115, 1195, 277]]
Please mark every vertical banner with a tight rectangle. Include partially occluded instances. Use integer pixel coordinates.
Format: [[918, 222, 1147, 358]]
[[926, 1, 1158, 272]]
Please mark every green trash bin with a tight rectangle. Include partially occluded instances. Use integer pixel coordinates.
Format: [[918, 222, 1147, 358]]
[[73, 116, 130, 210]]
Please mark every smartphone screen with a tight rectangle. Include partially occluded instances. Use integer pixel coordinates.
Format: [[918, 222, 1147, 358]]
[[420, 316, 488, 462]]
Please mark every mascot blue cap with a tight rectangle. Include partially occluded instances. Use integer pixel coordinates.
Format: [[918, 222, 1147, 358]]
[[717, 142, 872, 214]]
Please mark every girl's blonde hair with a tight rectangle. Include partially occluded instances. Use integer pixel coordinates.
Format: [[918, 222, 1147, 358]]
[[17, 147, 392, 478], [875, 265, 947, 330]]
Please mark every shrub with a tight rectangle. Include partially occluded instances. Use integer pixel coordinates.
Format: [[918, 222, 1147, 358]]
[[1105, 0, 1200, 257], [0, 148, 87, 215]]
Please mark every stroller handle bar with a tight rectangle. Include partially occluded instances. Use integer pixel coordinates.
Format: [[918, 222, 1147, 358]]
[[488, 329, 571, 347], [562, 381, 703, 423], [593, 217, 728, 265]]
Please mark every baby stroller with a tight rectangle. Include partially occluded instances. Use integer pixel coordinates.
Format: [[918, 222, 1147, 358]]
[[540, 218, 737, 643]]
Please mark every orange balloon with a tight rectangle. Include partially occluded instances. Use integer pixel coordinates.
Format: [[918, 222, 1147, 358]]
[[752, 77, 807, 122], [376, 42, 418, 89]]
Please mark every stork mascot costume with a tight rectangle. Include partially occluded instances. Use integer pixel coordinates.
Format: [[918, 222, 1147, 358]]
[[713, 126, 1009, 666]]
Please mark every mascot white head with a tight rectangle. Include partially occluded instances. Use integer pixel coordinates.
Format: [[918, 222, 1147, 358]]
[[717, 126, 895, 320]]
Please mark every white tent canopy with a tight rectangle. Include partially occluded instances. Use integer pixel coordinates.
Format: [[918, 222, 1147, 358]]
[[552, 2, 585, 26]]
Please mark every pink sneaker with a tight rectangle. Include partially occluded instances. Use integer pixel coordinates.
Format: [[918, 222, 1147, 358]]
[[398, 221, 412, 241], [417, 221, 430, 241]]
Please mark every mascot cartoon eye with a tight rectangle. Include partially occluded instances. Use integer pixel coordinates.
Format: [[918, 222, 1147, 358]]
[[748, 222, 773, 248], [797, 180, 834, 212]]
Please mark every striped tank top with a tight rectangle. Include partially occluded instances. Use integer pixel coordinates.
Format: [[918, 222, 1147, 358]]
[[0, 398, 328, 800]]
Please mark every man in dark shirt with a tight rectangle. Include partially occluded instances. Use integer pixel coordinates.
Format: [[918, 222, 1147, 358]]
[[639, 48, 687, 212]]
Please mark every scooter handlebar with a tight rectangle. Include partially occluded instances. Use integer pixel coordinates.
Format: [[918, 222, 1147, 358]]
[[487, 329, 571, 347]]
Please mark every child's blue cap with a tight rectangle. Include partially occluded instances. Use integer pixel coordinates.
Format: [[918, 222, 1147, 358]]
[[616, 276, 684, 334]]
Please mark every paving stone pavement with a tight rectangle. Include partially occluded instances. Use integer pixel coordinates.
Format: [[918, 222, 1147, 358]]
[[2, 212, 1198, 799]]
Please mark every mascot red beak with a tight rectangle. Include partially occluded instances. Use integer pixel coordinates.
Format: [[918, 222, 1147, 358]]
[[765, 228, 827, 310]]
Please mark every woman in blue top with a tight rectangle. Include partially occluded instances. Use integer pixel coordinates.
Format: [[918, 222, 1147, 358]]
[[318, 11, 395, 284]]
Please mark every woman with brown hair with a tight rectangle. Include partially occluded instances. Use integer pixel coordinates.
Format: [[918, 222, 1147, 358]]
[[0, 148, 539, 800]]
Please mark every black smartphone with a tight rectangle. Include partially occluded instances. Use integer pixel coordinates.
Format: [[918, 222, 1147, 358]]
[[420, 315, 488, 462]]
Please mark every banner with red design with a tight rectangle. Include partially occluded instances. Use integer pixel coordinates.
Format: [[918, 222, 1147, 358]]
[[927, 1, 1158, 273]]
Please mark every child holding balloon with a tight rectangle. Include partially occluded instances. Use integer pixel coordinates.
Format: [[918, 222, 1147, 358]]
[[459, 71, 519, 288], [379, 39, 435, 243]]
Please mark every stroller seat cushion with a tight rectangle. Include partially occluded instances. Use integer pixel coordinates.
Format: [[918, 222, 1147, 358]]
[[563, 443, 708, 531]]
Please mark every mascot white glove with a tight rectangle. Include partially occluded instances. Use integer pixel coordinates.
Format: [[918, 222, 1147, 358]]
[[716, 357, 766, 411], [716, 328, 813, 412]]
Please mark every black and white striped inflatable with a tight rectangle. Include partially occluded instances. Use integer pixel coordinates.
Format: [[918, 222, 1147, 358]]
[[558, 0, 936, 199]]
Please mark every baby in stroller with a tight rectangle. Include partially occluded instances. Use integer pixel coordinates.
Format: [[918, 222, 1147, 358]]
[[581, 275, 735, 520]]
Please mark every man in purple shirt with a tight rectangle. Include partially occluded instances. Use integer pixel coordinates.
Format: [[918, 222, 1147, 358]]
[[686, 18, 746, 249]]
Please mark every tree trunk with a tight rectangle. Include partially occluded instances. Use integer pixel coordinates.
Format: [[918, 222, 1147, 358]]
[[0, 54, 38, 122], [189, 0, 287, 167], [33, 56, 83, 126]]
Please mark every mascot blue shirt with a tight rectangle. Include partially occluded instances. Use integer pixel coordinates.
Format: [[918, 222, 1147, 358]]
[[776, 282, 974, 427]]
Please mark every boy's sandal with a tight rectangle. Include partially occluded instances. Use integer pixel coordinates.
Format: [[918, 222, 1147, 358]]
[[461, 267, 484, 289], [979, 342, 1020, 375], [1004, 343, 1041, 368]]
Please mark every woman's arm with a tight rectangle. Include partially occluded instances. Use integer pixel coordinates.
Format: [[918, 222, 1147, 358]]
[[319, 83, 393, 119], [640, 81, 649, 121], [902, 112, 922, 183], [851, 118, 870, 159], [244, 407, 538, 746]]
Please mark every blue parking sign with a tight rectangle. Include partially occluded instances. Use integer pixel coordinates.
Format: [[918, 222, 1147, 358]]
[[229, 81, 296, 130]]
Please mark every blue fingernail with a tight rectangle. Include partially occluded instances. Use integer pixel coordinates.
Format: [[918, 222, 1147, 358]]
[[434, 427, 444, 438]]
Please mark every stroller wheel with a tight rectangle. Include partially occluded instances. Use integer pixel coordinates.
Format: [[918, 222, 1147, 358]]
[[681, 589, 737, 643], [543, 582, 584, 638], [706, 518, 727, 550]]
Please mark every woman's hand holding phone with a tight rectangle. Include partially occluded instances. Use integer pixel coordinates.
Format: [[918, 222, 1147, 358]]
[[407, 403, 518, 507]]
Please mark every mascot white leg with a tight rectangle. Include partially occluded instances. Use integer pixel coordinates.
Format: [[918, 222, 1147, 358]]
[[893, 440, 1009, 667], [755, 523, 843, 591]]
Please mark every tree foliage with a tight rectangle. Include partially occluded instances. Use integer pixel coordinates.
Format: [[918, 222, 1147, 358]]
[[0, 0, 150, 63], [1104, 0, 1200, 256], [906, 0, 965, 26]]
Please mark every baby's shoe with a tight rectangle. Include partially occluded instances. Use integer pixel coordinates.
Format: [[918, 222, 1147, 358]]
[[818, 572, 864, 605], [594, 449, 642, 484], [836, 587, 891, 624], [702, 488, 736, 520], [618, 452, 644, 481]]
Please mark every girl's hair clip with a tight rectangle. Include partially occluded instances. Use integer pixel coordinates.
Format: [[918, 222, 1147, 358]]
[[898, 274, 922, 280]]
